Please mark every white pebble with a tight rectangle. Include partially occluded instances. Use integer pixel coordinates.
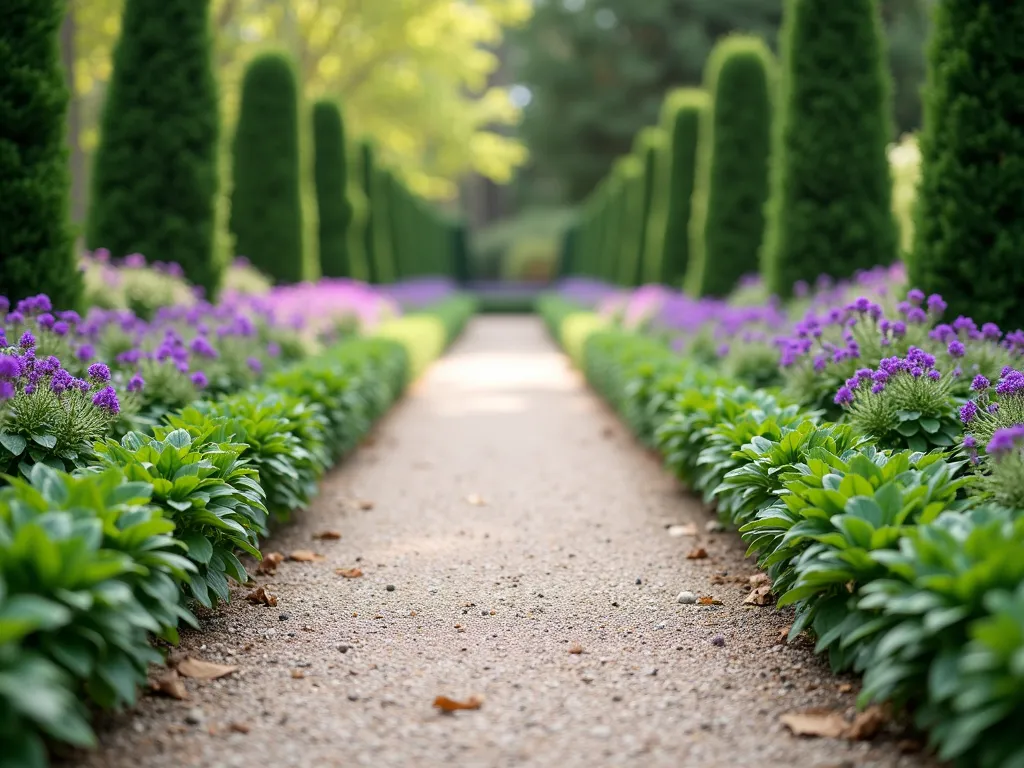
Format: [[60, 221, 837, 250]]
[[677, 591, 697, 604]]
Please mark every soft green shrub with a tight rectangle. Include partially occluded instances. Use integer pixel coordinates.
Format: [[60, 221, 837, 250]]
[[0, 0, 80, 309], [632, 129, 666, 285], [762, 0, 898, 296], [687, 37, 774, 298], [656, 89, 707, 287], [230, 53, 304, 284], [312, 100, 353, 278], [909, 0, 1024, 330]]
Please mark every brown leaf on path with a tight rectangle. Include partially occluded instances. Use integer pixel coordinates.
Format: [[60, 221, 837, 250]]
[[837, 682, 854, 694], [336, 567, 364, 578], [668, 523, 698, 537], [151, 669, 188, 700], [749, 573, 770, 587], [291, 669, 305, 679], [568, 643, 584, 654], [778, 624, 793, 643], [845, 706, 888, 740], [686, 547, 708, 560], [465, 493, 486, 506], [255, 551, 284, 575], [433, 695, 483, 713], [228, 722, 251, 734], [357, 499, 375, 510], [780, 709, 848, 739], [313, 530, 342, 540], [289, 549, 325, 562], [245, 585, 277, 607], [744, 585, 774, 606], [176, 658, 238, 680], [697, 595, 723, 605]]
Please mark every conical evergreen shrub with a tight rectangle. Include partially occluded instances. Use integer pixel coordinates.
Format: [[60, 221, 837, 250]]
[[87, 0, 220, 296], [0, 0, 80, 307], [633, 129, 667, 285], [762, 0, 898, 297], [230, 52, 304, 284], [312, 100, 353, 278], [687, 36, 774, 298], [910, 0, 1024, 330]]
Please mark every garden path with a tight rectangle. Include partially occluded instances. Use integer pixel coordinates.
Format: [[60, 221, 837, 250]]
[[73, 316, 933, 768]]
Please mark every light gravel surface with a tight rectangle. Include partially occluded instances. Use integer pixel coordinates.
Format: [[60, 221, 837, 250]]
[[67, 317, 938, 768]]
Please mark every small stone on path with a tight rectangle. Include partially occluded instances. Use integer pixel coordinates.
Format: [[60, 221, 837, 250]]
[[677, 591, 697, 604]]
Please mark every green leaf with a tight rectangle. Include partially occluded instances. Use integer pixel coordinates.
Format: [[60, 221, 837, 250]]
[[919, 417, 941, 434], [0, 432, 27, 456], [180, 532, 214, 564], [30, 434, 57, 449]]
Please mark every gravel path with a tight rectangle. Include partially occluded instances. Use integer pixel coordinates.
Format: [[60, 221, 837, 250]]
[[69, 316, 936, 768]]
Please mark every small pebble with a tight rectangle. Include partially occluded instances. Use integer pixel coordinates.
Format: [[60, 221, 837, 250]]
[[677, 591, 697, 605], [706, 520, 725, 533], [385, 584, 395, 592], [185, 708, 205, 726], [712, 634, 726, 647], [635, 578, 642, 585], [347, 693, 359, 702], [337, 644, 350, 654], [278, 613, 290, 621]]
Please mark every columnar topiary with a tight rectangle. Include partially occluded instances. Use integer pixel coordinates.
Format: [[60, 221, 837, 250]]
[[230, 52, 303, 285], [615, 158, 645, 287], [687, 37, 775, 298], [357, 141, 378, 282], [0, 0, 80, 308], [312, 100, 353, 279], [87, 0, 220, 296], [656, 90, 707, 287], [632, 129, 665, 285], [910, 1, 1024, 330], [762, 0, 898, 297]]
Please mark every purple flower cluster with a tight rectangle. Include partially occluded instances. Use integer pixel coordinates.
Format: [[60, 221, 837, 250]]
[[834, 347, 943, 405], [985, 425, 1024, 457]]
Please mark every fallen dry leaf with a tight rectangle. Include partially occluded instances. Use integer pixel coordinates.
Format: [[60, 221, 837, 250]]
[[357, 499, 375, 510], [465, 493, 487, 506], [778, 624, 793, 643], [255, 551, 284, 575], [291, 669, 305, 679], [743, 585, 774, 606], [838, 682, 854, 694], [433, 695, 483, 713], [668, 523, 698, 537], [697, 595, 723, 606], [336, 567, 364, 578], [749, 573, 770, 587], [289, 550, 325, 563], [568, 643, 584, 655], [686, 547, 709, 560], [176, 658, 238, 681], [781, 710, 848, 739], [229, 722, 251, 735], [151, 669, 188, 700], [245, 585, 277, 607], [313, 530, 342, 540], [781, 706, 888, 741]]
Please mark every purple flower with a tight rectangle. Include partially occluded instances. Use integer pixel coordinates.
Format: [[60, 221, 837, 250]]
[[0, 381, 15, 400], [246, 356, 263, 374], [911, 366, 924, 378], [37, 313, 55, 329], [960, 401, 979, 424], [963, 435, 976, 449], [124, 253, 146, 269], [985, 425, 1024, 457], [982, 323, 1001, 341], [51, 321, 69, 336], [22, 384, 35, 395], [927, 294, 947, 314], [76, 344, 95, 362], [50, 369, 73, 395], [906, 307, 927, 324], [6, 312, 24, 325], [18, 332, 35, 350], [834, 386, 855, 406], [91, 386, 120, 415], [996, 370, 1024, 396], [871, 382, 885, 394], [87, 363, 111, 383], [127, 373, 145, 392], [191, 371, 208, 389], [906, 288, 925, 304], [189, 336, 218, 358], [57, 310, 80, 324], [947, 340, 966, 358], [927, 370, 941, 381], [972, 375, 990, 392], [72, 378, 90, 393], [0, 355, 22, 379]]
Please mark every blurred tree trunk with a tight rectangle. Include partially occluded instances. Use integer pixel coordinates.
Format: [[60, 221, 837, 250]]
[[60, 1, 86, 228]]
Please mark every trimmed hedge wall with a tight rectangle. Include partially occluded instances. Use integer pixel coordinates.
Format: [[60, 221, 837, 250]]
[[312, 100, 353, 279]]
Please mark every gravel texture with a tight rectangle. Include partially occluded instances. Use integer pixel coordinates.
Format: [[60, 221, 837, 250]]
[[66, 317, 937, 768]]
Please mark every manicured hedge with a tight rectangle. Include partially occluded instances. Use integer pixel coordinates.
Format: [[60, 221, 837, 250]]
[[909, 0, 1024, 331], [87, 0, 220, 297], [632, 128, 666, 285], [761, 0, 898, 296], [0, 0, 80, 309], [230, 53, 304, 284], [312, 100, 353, 278], [687, 36, 774, 298]]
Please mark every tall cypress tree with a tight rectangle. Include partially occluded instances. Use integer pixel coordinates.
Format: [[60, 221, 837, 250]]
[[356, 141, 378, 283], [230, 53, 304, 284], [910, 1, 1024, 330], [687, 36, 775, 298], [632, 128, 666, 285], [762, 0, 898, 296], [657, 89, 707, 287], [0, 0, 80, 308], [87, 0, 220, 296], [312, 100, 353, 278]]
